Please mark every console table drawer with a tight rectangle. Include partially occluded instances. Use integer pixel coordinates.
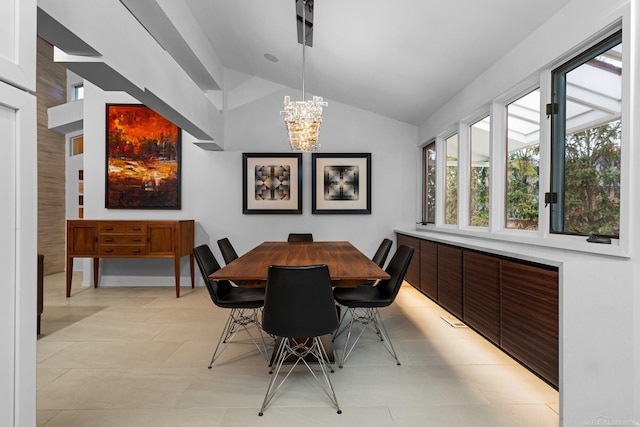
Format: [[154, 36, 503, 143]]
[[99, 223, 146, 234], [99, 235, 147, 245], [99, 246, 148, 256]]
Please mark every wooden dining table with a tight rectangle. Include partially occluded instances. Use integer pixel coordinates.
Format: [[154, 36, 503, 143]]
[[209, 241, 389, 364], [208, 241, 390, 285]]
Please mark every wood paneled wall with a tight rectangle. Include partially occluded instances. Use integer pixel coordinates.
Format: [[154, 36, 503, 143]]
[[37, 37, 67, 275]]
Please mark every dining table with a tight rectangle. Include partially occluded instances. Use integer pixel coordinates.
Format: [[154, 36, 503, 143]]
[[208, 241, 390, 285], [208, 241, 391, 364]]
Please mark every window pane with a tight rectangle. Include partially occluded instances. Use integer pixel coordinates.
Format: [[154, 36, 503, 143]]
[[470, 116, 490, 227], [551, 32, 621, 237], [423, 142, 436, 224], [73, 83, 84, 101], [506, 89, 540, 230], [445, 134, 458, 225]]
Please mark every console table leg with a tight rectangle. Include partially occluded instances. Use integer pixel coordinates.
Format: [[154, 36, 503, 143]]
[[93, 258, 99, 288], [174, 256, 181, 298], [66, 257, 73, 297]]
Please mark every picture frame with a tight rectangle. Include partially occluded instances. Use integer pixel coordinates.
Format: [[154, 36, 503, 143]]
[[243, 152, 303, 214], [312, 153, 371, 214], [105, 104, 181, 209]]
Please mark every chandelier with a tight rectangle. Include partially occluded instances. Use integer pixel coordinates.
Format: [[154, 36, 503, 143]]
[[281, 0, 327, 152]]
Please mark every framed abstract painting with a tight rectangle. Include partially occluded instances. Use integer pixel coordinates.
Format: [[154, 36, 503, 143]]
[[312, 153, 371, 214], [105, 104, 181, 209], [243, 153, 302, 214]]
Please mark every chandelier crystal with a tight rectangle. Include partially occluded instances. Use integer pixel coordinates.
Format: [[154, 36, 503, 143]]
[[281, 0, 326, 152], [282, 95, 327, 151]]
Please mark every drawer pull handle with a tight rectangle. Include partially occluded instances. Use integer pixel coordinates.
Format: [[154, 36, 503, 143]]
[[131, 227, 141, 231], [104, 227, 114, 231], [132, 249, 141, 253], [132, 238, 142, 242], [103, 249, 113, 253], [104, 238, 113, 242]]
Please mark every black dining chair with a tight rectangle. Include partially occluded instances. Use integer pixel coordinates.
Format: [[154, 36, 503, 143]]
[[372, 238, 393, 269], [217, 237, 239, 265], [216, 237, 265, 288], [259, 264, 341, 416], [193, 245, 269, 368], [333, 245, 414, 368], [358, 238, 394, 287], [287, 233, 313, 242]]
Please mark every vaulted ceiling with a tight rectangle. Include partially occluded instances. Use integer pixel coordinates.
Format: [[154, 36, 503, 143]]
[[180, 0, 574, 125]]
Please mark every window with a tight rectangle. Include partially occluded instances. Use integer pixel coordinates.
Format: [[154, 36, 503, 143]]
[[506, 89, 541, 230], [550, 31, 622, 238], [72, 83, 84, 101], [469, 116, 490, 227], [422, 141, 436, 224], [445, 133, 458, 225]]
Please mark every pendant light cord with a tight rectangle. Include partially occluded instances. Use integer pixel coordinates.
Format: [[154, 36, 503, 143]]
[[302, 0, 306, 101]]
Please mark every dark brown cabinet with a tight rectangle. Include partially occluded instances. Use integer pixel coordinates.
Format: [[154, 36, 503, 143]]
[[397, 232, 558, 388], [67, 220, 195, 298], [501, 259, 559, 387], [397, 233, 421, 287], [463, 251, 501, 345], [437, 244, 463, 318], [419, 240, 438, 299]]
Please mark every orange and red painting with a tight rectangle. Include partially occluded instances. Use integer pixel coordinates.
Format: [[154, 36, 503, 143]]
[[106, 104, 181, 209]]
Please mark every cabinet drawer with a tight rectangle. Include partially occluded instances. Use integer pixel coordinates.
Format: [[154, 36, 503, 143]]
[[99, 235, 147, 245], [99, 246, 148, 256], [99, 223, 146, 234]]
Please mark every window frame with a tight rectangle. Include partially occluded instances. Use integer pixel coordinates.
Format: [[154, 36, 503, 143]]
[[549, 29, 622, 239], [417, 21, 629, 257], [422, 140, 436, 225], [468, 114, 491, 228]]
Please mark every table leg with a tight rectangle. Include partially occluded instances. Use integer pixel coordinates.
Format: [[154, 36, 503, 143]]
[[93, 258, 99, 288], [174, 255, 181, 298], [66, 257, 73, 297], [190, 253, 194, 288]]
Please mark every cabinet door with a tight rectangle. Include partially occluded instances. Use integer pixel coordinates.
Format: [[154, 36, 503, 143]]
[[67, 223, 97, 255], [437, 244, 463, 318], [463, 251, 500, 344], [419, 240, 437, 299], [148, 224, 175, 255], [396, 234, 420, 288], [501, 259, 559, 387]]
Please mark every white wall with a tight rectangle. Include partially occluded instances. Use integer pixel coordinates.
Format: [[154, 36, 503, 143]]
[[79, 75, 418, 287], [0, 0, 37, 425], [413, 0, 640, 425]]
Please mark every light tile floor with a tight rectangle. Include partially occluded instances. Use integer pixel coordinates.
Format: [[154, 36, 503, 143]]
[[37, 272, 559, 426]]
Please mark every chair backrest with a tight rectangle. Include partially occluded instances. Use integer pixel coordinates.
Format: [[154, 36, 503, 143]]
[[376, 245, 415, 304], [262, 264, 338, 338], [287, 233, 313, 242], [217, 237, 239, 265], [372, 238, 393, 268], [193, 245, 233, 306]]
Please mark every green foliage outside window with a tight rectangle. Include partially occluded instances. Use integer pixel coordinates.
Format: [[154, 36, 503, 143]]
[[563, 121, 620, 236], [470, 165, 489, 226], [506, 146, 539, 230], [445, 157, 458, 224]]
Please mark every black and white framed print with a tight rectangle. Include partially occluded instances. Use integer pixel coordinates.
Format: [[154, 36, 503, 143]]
[[243, 152, 302, 214], [312, 153, 371, 214]]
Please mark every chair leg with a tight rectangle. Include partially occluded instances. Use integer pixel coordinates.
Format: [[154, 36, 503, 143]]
[[208, 308, 270, 369], [339, 307, 400, 367], [259, 337, 341, 416], [332, 304, 350, 342]]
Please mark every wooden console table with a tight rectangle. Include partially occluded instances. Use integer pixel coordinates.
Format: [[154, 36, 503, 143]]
[[66, 220, 195, 298]]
